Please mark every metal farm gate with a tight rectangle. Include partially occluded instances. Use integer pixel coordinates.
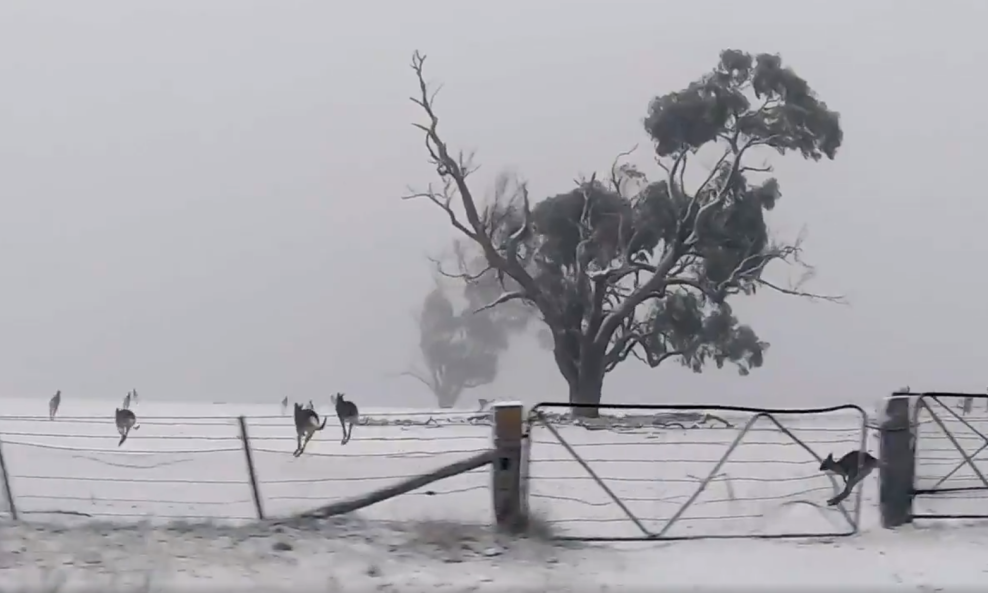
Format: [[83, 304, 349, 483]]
[[912, 392, 988, 520], [525, 402, 870, 542]]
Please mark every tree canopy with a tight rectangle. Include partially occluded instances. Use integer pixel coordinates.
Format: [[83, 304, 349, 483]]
[[405, 49, 844, 416]]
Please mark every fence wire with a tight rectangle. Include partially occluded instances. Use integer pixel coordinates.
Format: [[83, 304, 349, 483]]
[[0, 413, 494, 525], [911, 396, 988, 521], [914, 404, 988, 490], [0, 405, 880, 532], [526, 404, 869, 541]]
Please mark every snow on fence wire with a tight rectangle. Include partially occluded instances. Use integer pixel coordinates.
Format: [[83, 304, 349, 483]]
[[0, 409, 504, 525]]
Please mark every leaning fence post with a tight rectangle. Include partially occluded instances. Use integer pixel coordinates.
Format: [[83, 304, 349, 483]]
[[492, 401, 527, 533], [880, 395, 914, 528], [237, 416, 265, 520], [0, 436, 16, 520]]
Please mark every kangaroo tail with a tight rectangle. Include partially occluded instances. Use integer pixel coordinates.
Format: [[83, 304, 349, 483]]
[[317, 416, 328, 430], [133, 425, 141, 430], [118, 434, 128, 447]]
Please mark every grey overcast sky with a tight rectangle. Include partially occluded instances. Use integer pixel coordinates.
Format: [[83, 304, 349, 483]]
[[0, 1, 983, 408]]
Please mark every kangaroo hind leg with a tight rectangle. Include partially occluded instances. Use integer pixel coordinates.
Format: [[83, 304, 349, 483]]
[[340, 416, 350, 445], [827, 473, 864, 507], [296, 431, 314, 457]]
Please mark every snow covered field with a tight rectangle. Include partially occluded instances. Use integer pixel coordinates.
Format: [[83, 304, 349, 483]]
[[0, 396, 986, 591]]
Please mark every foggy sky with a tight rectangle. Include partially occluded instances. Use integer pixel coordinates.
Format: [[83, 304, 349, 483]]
[[0, 0, 983, 409]]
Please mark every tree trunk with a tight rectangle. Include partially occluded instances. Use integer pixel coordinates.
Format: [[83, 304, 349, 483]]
[[569, 356, 605, 419], [435, 385, 462, 409]]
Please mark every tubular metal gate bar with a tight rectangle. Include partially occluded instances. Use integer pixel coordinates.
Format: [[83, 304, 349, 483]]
[[912, 392, 988, 520], [527, 402, 869, 542]]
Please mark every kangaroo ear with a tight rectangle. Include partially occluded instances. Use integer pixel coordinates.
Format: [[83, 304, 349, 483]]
[[826, 453, 834, 462]]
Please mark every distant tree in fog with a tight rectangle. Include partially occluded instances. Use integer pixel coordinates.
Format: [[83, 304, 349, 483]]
[[402, 248, 536, 408], [404, 49, 845, 417]]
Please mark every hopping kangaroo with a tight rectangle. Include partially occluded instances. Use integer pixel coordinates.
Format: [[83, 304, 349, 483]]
[[292, 402, 327, 457], [959, 390, 988, 416], [122, 392, 132, 410], [280, 396, 289, 415], [49, 390, 61, 421], [115, 408, 140, 447], [820, 450, 880, 506], [333, 392, 359, 445]]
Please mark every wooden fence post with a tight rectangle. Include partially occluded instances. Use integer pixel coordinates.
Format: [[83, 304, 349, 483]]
[[880, 395, 914, 528], [237, 416, 265, 520], [0, 436, 16, 520], [492, 401, 527, 533]]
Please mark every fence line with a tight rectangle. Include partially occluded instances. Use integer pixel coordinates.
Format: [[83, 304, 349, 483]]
[[0, 405, 865, 529], [3, 397, 987, 544], [0, 410, 497, 524]]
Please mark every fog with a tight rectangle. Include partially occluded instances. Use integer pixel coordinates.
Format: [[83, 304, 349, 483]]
[[0, 0, 984, 409]]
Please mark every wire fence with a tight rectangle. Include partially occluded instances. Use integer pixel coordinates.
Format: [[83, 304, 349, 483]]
[[913, 400, 988, 517], [0, 412, 493, 525], [526, 405, 870, 540], [1, 400, 976, 533]]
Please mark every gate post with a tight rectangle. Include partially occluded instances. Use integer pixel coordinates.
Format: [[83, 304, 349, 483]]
[[880, 395, 914, 528], [492, 402, 527, 533], [237, 415, 265, 520], [0, 436, 17, 520]]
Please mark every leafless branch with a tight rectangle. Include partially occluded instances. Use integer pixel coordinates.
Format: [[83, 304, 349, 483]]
[[740, 164, 773, 174], [474, 290, 527, 314], [434, 260, 491, 283], [758, 278, 846, 303], [604, 323, 685, 372], [609, 144, 641, 196], [714, 231, 846, 304], [393, 370, 436, 392], [659, 241, 845, 305], [408, 50, 551, 322], [402, 179, 477, 241]]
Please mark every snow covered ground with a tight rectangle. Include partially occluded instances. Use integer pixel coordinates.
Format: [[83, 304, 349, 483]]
[[0, 396, 986, 591]]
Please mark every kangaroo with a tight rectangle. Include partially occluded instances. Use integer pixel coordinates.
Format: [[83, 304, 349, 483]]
[[131, 389, 139, 404], [957, 391, 988, 416], [280, 396, 289, 415], [48, 390, 61, 421], [115, 408, 140, 447], [122, 392, 131, 410], [820, 450, 880, 506], [477, 398, 491, 412], [293, 402, 327, 457], [333, 392, 359, 445]]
